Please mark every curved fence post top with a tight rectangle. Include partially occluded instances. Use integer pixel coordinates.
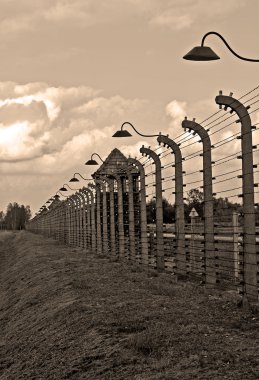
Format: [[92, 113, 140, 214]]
[[75, 191, 85, 203], [182, 117, 210, 140], [70, 194, 80, 205], [79, 186, 94, 201], [140, 145, 161, 165], [157, 133, 182, 157], [79, 187, 90, 201], [88, 182, 96, 189], [66, 198, 75, 206], [215, 91, 251, 121], [67, 196, 77, 206]]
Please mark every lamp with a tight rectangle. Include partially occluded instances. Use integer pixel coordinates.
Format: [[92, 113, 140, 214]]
[[85, 153, 104, 165], [59, 183, 78, 191], [112, 122, 161, 138], [183, 31, 259, 62], [69, 172, 92, 182]]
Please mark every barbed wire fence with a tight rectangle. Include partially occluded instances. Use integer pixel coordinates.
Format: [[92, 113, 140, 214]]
[[27, 89, 259, 307]]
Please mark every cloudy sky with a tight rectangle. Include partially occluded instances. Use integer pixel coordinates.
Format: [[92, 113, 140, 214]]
[[0, 0, 259, 214]]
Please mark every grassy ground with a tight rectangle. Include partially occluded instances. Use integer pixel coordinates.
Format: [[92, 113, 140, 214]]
[[0, 231, 258, 380]]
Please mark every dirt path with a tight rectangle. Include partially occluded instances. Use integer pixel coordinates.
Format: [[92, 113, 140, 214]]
[[0, 231, 258, 380]]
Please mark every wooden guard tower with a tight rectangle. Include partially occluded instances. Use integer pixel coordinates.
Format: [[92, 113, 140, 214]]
[[92, 148, 141, 256]]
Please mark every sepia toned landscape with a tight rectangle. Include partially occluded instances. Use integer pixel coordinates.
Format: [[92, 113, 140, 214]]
[[0, 1, 259, 379]]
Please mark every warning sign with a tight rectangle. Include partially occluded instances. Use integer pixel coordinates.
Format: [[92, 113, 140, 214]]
[[189, 207, 199, 218]]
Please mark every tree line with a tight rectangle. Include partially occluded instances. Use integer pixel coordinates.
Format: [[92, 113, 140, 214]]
[[146, 188, 244, 224], [0, 203, 31, 230]]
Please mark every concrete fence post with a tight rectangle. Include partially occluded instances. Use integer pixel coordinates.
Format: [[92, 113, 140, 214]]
[[68, 199, 74, 246], [89, 183, 102, 255], [101, 177, 116, 257], [74, 194, 82, 247], [76, 192, 86, 249], [66, 200, 72, 245], [97, 180, 108, 256], [85, 191, 91, 249], [182, 118, 216, 286], [74, 195, 81, 247], [140, 145, 164, 271], [81, 192, 88, 250], [81, 187, 96, 253], [113, 174, 125, 258], [128, 157, 149, 265], [71, 195, 79, 247], [157, 134, 186, 277], [216, 92, 258, 304], [233, 211, 240, 281], [123, 165, 136, 260], [73, 197, 78, 246], [79, 189, 91, 249]]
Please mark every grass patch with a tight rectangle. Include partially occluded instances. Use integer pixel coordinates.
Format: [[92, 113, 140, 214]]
[[0, 231, 258, 380]]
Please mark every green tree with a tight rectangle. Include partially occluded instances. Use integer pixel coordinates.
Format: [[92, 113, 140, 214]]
[[213, 196, 242, 223], [146, 198, 156, 224], [146, 197, 175, 224], [0, 211, 5, 229], [162, 198, 175, 224], [4, 203, 31, 230], [186, 188, 204, 218]]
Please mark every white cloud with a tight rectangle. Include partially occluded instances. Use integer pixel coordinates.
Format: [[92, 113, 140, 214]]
[[0, 81, 149, 171], [0, 0, 247, 35], [149, 0, 246, 30], [165, 99, 187, 138]]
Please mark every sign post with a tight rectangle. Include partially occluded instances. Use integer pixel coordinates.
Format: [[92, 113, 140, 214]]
[[189, 208, 199, 274]]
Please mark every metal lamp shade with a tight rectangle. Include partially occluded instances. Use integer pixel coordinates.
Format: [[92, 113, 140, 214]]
[[85, 159, 99, 165], [183, 46, 220, 61], [112, 130, 132, 137], [59, 187, 67, 191], [69, 177, 79, 182]]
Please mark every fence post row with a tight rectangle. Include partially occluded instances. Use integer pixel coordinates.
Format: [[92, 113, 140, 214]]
[[27, 91, 259, 305]]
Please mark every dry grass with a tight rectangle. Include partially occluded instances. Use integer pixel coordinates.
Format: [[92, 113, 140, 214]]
[[0, 231, 14, 242], [0, 231, 258, 379]]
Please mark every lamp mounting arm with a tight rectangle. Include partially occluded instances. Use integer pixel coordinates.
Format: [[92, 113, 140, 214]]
[[121, 122, 160, 138], [56, 191, 68, 198], [74, 172, 92, 180], [64, 183, 80, 190], [91, 153, 104, 162], [201, 31, 259, 62]]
